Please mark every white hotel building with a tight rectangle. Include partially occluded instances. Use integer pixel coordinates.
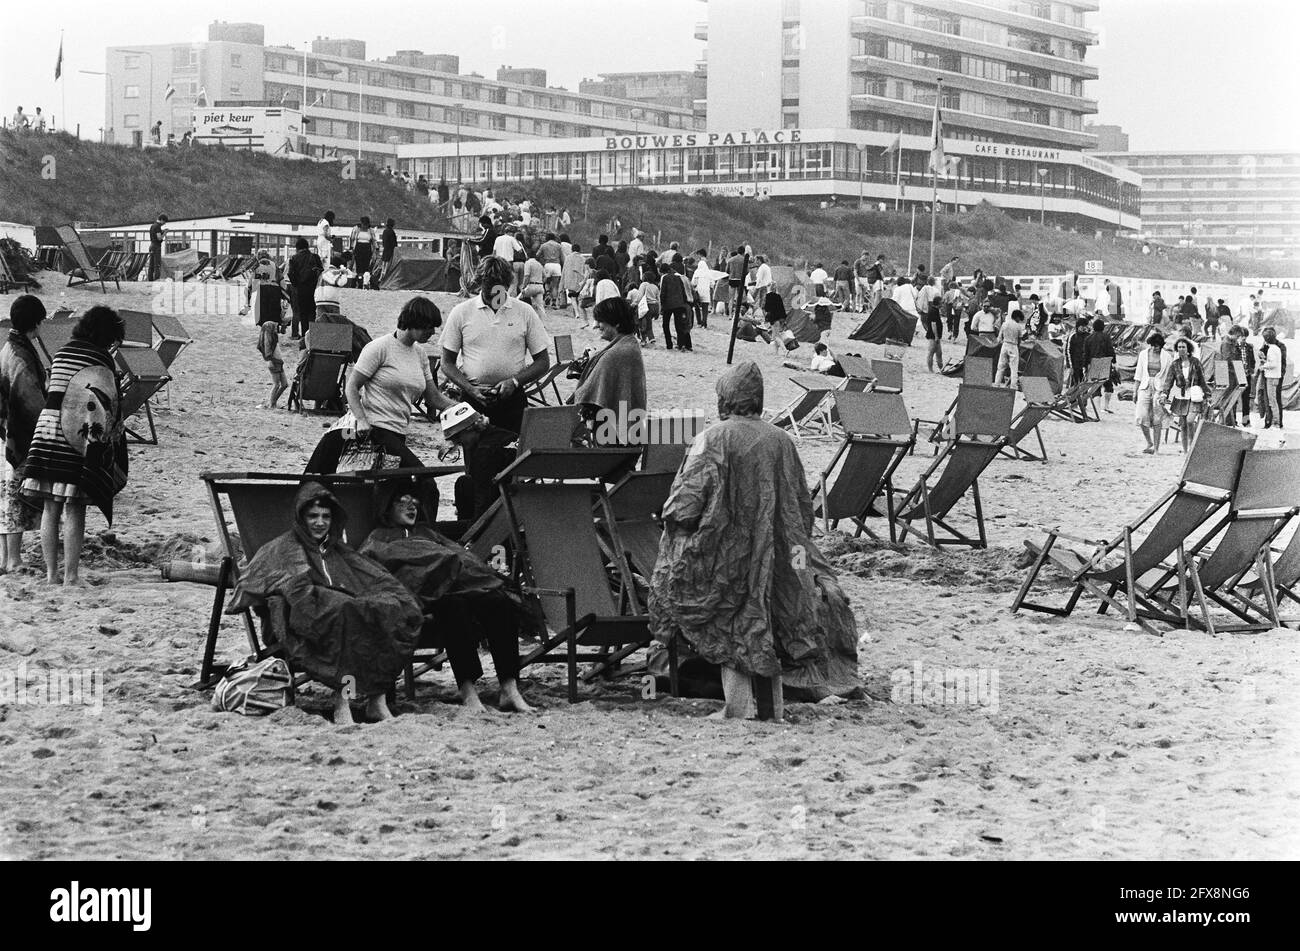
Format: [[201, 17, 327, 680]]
[[396, 0, 1140, 231]]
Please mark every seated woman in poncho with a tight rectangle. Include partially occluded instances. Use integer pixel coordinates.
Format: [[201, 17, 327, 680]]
[[227, 482, 423, 725], [361, 481, 534, 714], [570, 297, 647, 444], [648, 362, 861, 721]]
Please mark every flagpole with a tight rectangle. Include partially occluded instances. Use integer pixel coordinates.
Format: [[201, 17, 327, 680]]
[[907, 206, 915, 275], [928, 81, 941, 278], [60, 31, 65, 134], [894, 141, 903, 211]]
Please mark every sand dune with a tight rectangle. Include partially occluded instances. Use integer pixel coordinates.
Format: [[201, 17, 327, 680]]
[[1, 282, 1296, 860]]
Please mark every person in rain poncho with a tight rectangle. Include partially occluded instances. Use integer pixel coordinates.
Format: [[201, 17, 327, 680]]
[[648, 362, 861, 720], [227, 482, 423, 725]]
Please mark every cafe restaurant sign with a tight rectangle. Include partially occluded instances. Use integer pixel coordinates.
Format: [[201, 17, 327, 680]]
[[971, 142, 1062, 161], [604, 129, 803, 151]]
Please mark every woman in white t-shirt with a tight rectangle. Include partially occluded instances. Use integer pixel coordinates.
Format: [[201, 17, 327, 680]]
[[316, 211, 336, 266]]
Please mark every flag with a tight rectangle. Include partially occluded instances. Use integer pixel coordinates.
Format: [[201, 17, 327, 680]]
[[196, 86, 207, 106], [883, 134, 901, 155], [280, 89, 290, 104], [54, 36, 63, 81], [164, 84, 176, 101], [944, 155, 961, 176], [927, 85, 945, 175]]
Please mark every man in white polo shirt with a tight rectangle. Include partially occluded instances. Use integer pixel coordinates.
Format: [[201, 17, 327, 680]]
[[441, 256, 552, 435]]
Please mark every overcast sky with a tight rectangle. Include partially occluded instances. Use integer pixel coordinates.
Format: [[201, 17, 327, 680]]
[[1, 0, 1297, 151]]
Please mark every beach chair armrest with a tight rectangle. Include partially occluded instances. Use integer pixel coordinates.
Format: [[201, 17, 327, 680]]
[[1042, 527, 1107, 547], [521, 585, 575, 600]]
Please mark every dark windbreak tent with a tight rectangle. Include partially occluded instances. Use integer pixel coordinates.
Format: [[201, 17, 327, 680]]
[[378, 248, 456, 292], [966, 334, 1065, 393], [710, 264, 809, 315], [849, 299, 918, 346]]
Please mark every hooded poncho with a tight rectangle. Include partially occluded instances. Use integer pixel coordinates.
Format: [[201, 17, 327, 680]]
[[227, 482, 423, 696], [648, 363, 860, 696]]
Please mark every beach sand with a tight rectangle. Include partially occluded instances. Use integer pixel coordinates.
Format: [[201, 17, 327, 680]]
[[1, 281, 1296, 860]]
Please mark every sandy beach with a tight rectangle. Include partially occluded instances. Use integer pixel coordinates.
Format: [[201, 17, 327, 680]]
[[1, 280, 1296, 861]]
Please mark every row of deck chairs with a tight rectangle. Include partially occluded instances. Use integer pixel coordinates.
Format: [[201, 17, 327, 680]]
[[57, 225, 126, 293], [195, 404, 694, 705], [1014, 421, 1300, 636], [0, 244, 40, 293], [197, 255, 258, 282]]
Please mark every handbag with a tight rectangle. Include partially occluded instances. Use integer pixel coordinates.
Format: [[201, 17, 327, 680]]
[[212, 656, 292, 716], [1186, 385, 1205, 403], [337, 435, 399, 472]]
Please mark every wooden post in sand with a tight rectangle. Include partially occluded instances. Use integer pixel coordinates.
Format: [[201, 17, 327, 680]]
[[907, 206, 916, 276]]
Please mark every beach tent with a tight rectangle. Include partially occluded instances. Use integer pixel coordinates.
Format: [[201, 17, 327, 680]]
[[710, 264, 809, 315], [783, 306, 825, 344], [378, 248, 456, 292], [965, 334, 1064, 393], [849, 299, 918, 346]]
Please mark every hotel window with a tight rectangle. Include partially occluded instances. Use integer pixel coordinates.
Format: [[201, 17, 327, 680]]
[[782, 26, 804, 58], [783, 111, 799, 129], [782, 0, 800, 18], [781, 69, 799, 101], [490, 115, 506, 131], [913, 7, 957, 34], [124, 85, 140, 98], [863, 0, 888, 17], [125, 54, 140, 69], [230, 53, 242, 68]]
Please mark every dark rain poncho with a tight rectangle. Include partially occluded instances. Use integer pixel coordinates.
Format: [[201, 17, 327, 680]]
[[648, 363, 860, 696], [227, 483, 423, 696]]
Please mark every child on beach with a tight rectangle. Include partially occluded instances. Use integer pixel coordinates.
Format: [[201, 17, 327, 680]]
[[258, 311, 288, 408]]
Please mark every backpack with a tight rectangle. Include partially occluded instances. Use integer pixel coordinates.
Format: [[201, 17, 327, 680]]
[[212, 656, 292, 716]]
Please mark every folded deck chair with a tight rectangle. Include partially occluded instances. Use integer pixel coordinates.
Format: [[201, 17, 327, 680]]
[[1242, 524, 1300, 619], [0, 247, 39, 293], [150, 313, 193, 369], [771, 374, 841, 438], [523, 334, 575, 406], [893, 383, 1016, 549], [1080, 356, 1114, 419], [814, 390, 915, 541], [1143, 449, 1300, 635], [999, 376, 1057, 463], [56, 225, 122, 292], [1012, 421, 1258, 636], [291, 322, 353, 413], [963, 355, 996, 386], [1203, 369, 1245, 425], [500, 448, 669, 702], [115, 347, 172, 445], [194, 470, 455, 691]]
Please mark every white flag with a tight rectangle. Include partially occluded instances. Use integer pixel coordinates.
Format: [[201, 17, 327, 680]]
[[196, 86, 207, 106], [883, 134, 901, 155], [927, 89, 945, 174], [164, 84, 176, 101]]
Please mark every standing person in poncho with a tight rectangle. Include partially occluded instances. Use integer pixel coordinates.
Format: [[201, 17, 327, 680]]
[[21, 306, 129, 586], [0, 295, 48, 573], [648, 362, 860, 720]]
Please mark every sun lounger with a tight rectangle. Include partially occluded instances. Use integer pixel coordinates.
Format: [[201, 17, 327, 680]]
[[813, 390, 914, 541], [771, 374, 842, 438], [1143, 449, 1300, 635], [867, 358, 904, 394], [500, 447, 672, 702], [893, 384, 1015, 549], [1012, 422, 1258, 635], [115, 346, 172, 445], [56, 224, 122, 292]]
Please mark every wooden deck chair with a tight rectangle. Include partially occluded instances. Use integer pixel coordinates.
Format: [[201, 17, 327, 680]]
[[1013, 422, 1258, 636], [122, 252, 150, 281], [771, 374, 841, 438], [1241, 525, 1300, 619], [638, 412, 703, 472], [999, 376, 1056, 463], [1203, 365, 1245, 425], [56, 225, 122, 292], [814, 390, 914, 541], [115, 347, 172, 445], [835, 353, 875, 385], [117, 309, 155, 348], [35, 318, 76, 371], [291, 322, 352, 413], [178, 254, 210, 282], [194, 470, 454, 691], [1143, 449, 1300, 635], [893, 383, 1015, 550], [198, 255, 230, 282], [500, 448, 669, 702], [523, 334, 575, 406], [151, 313, 193, 369], [605, 470, 676, 579], [0, 247, 39, 293], [1080, 356, 1114, 420], [964, 355, 996, 386], [867, 358, 904, 394]]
